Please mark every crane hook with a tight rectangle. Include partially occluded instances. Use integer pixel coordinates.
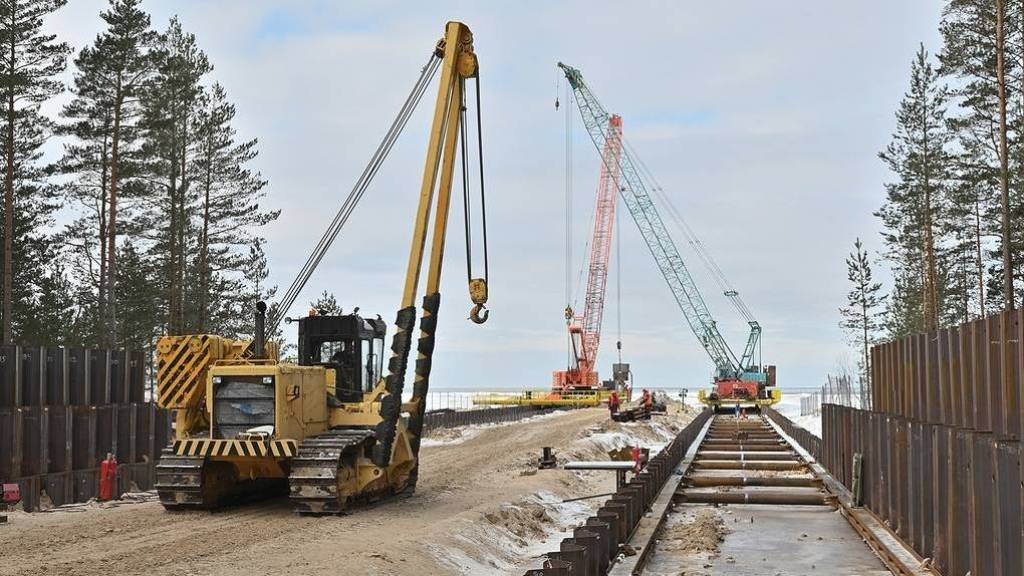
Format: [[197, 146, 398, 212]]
[[468, 278, 488, 324], [470, 303, 489, 324]]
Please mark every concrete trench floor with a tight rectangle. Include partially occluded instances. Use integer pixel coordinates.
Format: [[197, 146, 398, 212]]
[[643, 503, 892, 576]]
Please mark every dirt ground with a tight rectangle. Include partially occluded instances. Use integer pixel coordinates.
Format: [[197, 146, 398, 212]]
[[2, 407, 694, 576]]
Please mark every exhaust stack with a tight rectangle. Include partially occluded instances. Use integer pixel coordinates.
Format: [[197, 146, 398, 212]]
[[254, 301, 267, 359]]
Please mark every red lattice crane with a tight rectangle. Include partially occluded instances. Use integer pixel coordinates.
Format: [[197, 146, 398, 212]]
[[553, 114, 623, 390]]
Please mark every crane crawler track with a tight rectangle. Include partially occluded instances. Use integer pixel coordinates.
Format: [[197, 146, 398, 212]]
[[288, 428, 376, 515], [154, 448, 205, 509]]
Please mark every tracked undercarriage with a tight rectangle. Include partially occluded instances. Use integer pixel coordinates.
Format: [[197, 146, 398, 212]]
[[289, 429, 377, 514], [155, 422, 417, 514]]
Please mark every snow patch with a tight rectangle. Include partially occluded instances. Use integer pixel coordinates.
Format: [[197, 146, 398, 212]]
[[774, 392, 822, 437], [421, 410, 573, 448], [428, 491, 596, 575]]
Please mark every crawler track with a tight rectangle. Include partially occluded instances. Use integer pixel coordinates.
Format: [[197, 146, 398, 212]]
[[154, 449, 205, 509], [288, 428, 375, 515]]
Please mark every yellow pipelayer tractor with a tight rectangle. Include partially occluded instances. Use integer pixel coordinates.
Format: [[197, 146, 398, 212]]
[[153, 21, 489, 514]]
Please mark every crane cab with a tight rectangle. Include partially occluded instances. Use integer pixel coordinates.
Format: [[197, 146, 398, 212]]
[[297, 312, 387, 403], [699, 364, 781, 412]]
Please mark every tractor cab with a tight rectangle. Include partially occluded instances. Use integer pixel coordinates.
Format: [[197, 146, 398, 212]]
[[297, 312, 387, 402]]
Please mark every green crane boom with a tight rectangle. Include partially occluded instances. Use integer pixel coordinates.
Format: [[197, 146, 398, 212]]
[[559, 62, 762, 381]]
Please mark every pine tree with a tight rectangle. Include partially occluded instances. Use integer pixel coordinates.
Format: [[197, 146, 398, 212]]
[[877, 45, 952, 332], [940, 0, 1023, 310], [191, 82, 277, 333], [310, 291, 341, 315], [840, 239, 885, 384], [138, 17, 210, 335], [18, 252, 77, 345], [0, 0, 70, 343], [59, 0, 154, 345], [114, 239, 160, 352]]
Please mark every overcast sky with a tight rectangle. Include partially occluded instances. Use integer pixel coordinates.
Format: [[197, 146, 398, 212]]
[[49, 1, 944, 391]]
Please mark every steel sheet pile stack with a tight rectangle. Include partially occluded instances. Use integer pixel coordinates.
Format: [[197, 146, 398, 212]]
[[0, 345, 171, 511], [524, 409, 711, 576]]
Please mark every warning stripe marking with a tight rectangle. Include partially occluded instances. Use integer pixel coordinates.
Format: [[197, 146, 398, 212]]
[[173, 439, 298, 458]]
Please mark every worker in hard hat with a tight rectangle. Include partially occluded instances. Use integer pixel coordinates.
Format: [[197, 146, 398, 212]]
[[608, 391, 620, 417]]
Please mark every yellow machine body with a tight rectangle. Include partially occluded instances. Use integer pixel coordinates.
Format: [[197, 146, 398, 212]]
[[154, 21, 484, 514], [156, 335, 418, 511]]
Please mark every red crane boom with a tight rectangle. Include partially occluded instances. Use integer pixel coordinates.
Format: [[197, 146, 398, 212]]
[[553, 114, 623, 390]]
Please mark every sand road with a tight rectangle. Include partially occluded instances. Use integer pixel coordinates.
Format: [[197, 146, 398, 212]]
[[4, 407, 691, 576]]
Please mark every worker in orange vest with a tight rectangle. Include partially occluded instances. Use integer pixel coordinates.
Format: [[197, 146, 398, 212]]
[[608, 391, 620, 416], [642, 389, 652, 417]]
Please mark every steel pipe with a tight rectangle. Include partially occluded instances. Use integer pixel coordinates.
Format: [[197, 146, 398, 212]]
[[699, 443, 788, 451], [692, 459, 806, 471], [696, 451, 795, 461], [678, 489, 830, 506], [685, 475, 820, 488]]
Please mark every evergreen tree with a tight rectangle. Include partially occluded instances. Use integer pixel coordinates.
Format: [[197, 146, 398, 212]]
[[940, 0, 1023, 310], [877, 45, 953, 332], [191, 82, 277, 333], [18, 253, 77, 345], [59, 0, 154, 345], [885, 268, 926, 338], [138, 16, 210, 335], [310, 291, 342, 315], [840, 239, 885, 383], [114, 239, 160, 352], [0, 0, 70, 343]]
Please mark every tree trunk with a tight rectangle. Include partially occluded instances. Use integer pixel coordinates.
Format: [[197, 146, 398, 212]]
[[922, 101, 938, 331], [862, 296, 869, 387], [198, 152, 211, 333], [3, 9, 14, 345], [107, 81, 123, 347], [996, 0, 1014, 310], [176, 120, 187, 332], [166, 169, 177, 334], [166, 106, 179, 335], [97, 134, 109, 346], [976, 199, 986, 317]]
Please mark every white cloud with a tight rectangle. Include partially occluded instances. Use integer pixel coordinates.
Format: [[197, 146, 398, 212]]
[[45, 1, 942, 391]]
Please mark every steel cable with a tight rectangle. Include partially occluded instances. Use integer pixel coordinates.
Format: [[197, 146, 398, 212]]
[[267, 54, 441, 335]]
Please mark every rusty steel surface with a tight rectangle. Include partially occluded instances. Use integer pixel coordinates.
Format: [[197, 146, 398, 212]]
[[524, 409, 713, 576], [868, 311, 1024, 569], [766, 407, 930, 576], [423, 405, 553, 433], [805, 399, 1023, 576], [0, 402, 171, 511], [870, 308, 1021, 440]]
